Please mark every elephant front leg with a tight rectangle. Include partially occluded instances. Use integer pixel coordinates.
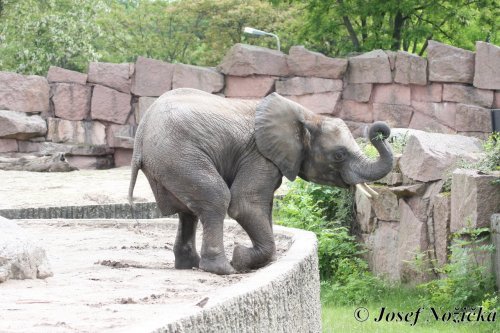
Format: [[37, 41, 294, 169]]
[[174, 212, 200, 269]]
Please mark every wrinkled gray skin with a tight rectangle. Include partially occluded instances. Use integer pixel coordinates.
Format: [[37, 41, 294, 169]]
[[129, 88, 393, 275]]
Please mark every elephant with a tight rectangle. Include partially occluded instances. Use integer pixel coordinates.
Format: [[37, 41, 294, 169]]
[[128, 88, 393, 275]]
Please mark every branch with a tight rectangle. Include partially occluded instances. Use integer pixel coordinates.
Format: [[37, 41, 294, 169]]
[[337, 0, 360, 50]]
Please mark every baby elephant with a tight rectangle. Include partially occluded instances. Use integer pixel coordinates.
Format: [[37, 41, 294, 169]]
[[129, 88, 393, 275]]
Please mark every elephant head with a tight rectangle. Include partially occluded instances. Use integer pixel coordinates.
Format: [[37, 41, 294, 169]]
[[255, 93, 393, 197]]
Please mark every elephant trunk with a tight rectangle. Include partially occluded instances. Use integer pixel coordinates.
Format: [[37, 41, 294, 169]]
[[343, 121, 394, 185]]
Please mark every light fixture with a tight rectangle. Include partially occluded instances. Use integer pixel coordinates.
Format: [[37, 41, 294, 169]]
[[243, 27, 280, 52]]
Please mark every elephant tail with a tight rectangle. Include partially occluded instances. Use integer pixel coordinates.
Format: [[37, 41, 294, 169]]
[[128, 155, 142, 208]]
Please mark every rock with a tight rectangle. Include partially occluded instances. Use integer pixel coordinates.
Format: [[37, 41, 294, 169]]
[[428, 40, 475, 83], [377, 172, 403, 186], [131, 56, 174, 97], [66, 155, 114, 170], [406, 181, 444, 222], [287, 46, 347, 78], [455, 104, 492, 132], [0, 153, 76, 172], [346, 50, 392, 84], [372, 84, 411, 105], [344, 121, 370, 138], [136, 97, 157, 124], [224, 75, 275, 98], [47, 66, 87, 85], [433, 193, 450, 267], [394, 51, 427, 85], [91, 85, 132, 125], [218, 43, 289, 77], [385, 51, 397, 71], [494, 91, 500, 108], [51, 83, 91, 121], [399, 130, 483, 182], [442, 84, 493, 108], [450, 169, 500, 232], [0, 139, 18, 153], [355, 189, 376, 233], [372, 103, 413, 128], [0, 72, 49, 113], [275, 77, 342, 96], [370, 187, 400, 221], [411, 101, 456, 128], [409, 112, 455, 134], [365, 222, 400, 281], [492, 214, 500, 291], [342, 84, 372, 102], [0, 217, 53, 283], [172, 64, 224, 93], [18, 141, 112, 156], [286, 92, 341, 114], [0, 110, 47, 140], [390, 184, 426, 198], [114, 148, 133, 167], [87, 62, 131, 94], [106, 124, 135, 149], [334, 100, 373, 123], [473, 42, 500, 90], [410, 84, 442, 103], [47, 118, 106, 145]]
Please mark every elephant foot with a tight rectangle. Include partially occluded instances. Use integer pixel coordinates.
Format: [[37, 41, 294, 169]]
[[174, 253, 200, 270], [231, 244, 275, 272], [199, 254, 235, 275]]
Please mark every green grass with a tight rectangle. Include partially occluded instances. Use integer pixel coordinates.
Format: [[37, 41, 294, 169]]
[[321, 286, 499, 333]]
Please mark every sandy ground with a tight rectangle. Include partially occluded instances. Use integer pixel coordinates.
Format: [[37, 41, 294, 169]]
[[0, 219, 291, 333]]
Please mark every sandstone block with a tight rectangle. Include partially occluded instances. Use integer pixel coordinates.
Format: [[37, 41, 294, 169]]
[[433, 193, 450, 267], [411, 84, 442, 103], [372, 103, 413, 128], [18, 141, 112, 156], [66, 155, 114, 170], [275, 77, 342, 96], [406, 181, 444, 223], [372, 84, 411, 105], [106, 124, 135, 149], [342, 84, 372, 102], [0, 110, 47, 140], [442, 84, 493, 108], [131, 56, 174, 97], [364, 222, 400, 281], [411, 101, 456, 128], [91, 85, 131, 124], [377, 172, 403, 186], [371, 187, 400, 221], [455, 104, 492, 132], [390, 184, 426, 198], [286, 92, 341, 114], [394, 51, 427, 85], [355, 189, 376, 233], [385, 51, 397, 71], [335, 100, 373, 123], [114, 148, 133, 167], [399, 130, 483, 182], [494, 91, 500, 108], [51, 83, 91, 121], [47, 66, 87, 85], [0, 72, 49, 113], [172, 64, 224, 93], [136, 97, 157, 124], [427, 40, 475, 83], [473, 42, 500, 90], [409, 112, 455, 134], [287, 46, 347, 78], [0, 138, 18, 152], [87, 62, 131, 94], [492, 214, 500, 291], [450, 169, 500, 232], [346, 50, 392, 84], [217, 43, 289, 77], [0, 217, 53, 283], [47, 118, 106, 145], [224, 75, 275, 98]]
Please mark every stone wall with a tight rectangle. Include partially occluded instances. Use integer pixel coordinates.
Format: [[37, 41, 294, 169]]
[[0, 40, 498, 169]]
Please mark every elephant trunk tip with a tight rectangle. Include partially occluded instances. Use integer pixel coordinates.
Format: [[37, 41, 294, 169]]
[[368, 121, 391, 143]]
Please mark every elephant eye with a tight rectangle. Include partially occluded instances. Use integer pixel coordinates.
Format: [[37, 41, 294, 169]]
[[332, 148, 347, 162]]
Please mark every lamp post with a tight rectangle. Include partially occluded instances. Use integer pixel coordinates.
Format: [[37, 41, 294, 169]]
[[243, 27, 281, 52]]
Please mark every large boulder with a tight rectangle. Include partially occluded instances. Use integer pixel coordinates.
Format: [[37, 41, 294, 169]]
[[455, 104, 493, 133], [47, 118, 106, 145], [0, 217, 53, 283], [135, 97, 157, 124], [106, 124, 135, 149], [0, 153, 76, 172], [410, 102, 456, 129], [408, 112, 455, 134], [0, 110, 47, 140], [0, 72, 49, 113], [442, 84, 493, 108], [91, 85, 131, 124], [47, 66, 87, 85], [450, 169, 500, 232], [87, 62, 132, 94], [372, 84, 411, 105], [433, 193, 451, 267], [492, 214, 500, 291], [286, 92, 341, 114], [473, 42, 500, 90], [225, 75, 275, 98], [399, 130, 483, 182], [342, 84, 372, 103], [372, 103, 413, 128], [18, 141, 112, 156], [275, 77, 342, 96], [0, 138, 18, 153], [427, 40, 475, 83], [346, 50, 392, 84], [335, 100, 373, 123], [51, 83, 91, 121], [131, 56, 174, 97], [410, 84, 442, 103], [287, 46, 347, 79], [394, 51, 427, 85], [66, 155, 114, 170], [172, 64, 224, 93], [364, 221, 400, 281], [114, 148, 133, 167], [217, 43, 289, 77]]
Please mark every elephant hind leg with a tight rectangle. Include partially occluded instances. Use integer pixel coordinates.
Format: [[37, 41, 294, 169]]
[[174, 212, 200, 269]]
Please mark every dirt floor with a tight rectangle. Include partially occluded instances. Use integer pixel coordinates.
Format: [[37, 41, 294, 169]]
[[0, 219, 291, 333]]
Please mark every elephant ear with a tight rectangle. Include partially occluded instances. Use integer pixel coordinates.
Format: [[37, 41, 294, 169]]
[[255, 93, 312, 181]]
